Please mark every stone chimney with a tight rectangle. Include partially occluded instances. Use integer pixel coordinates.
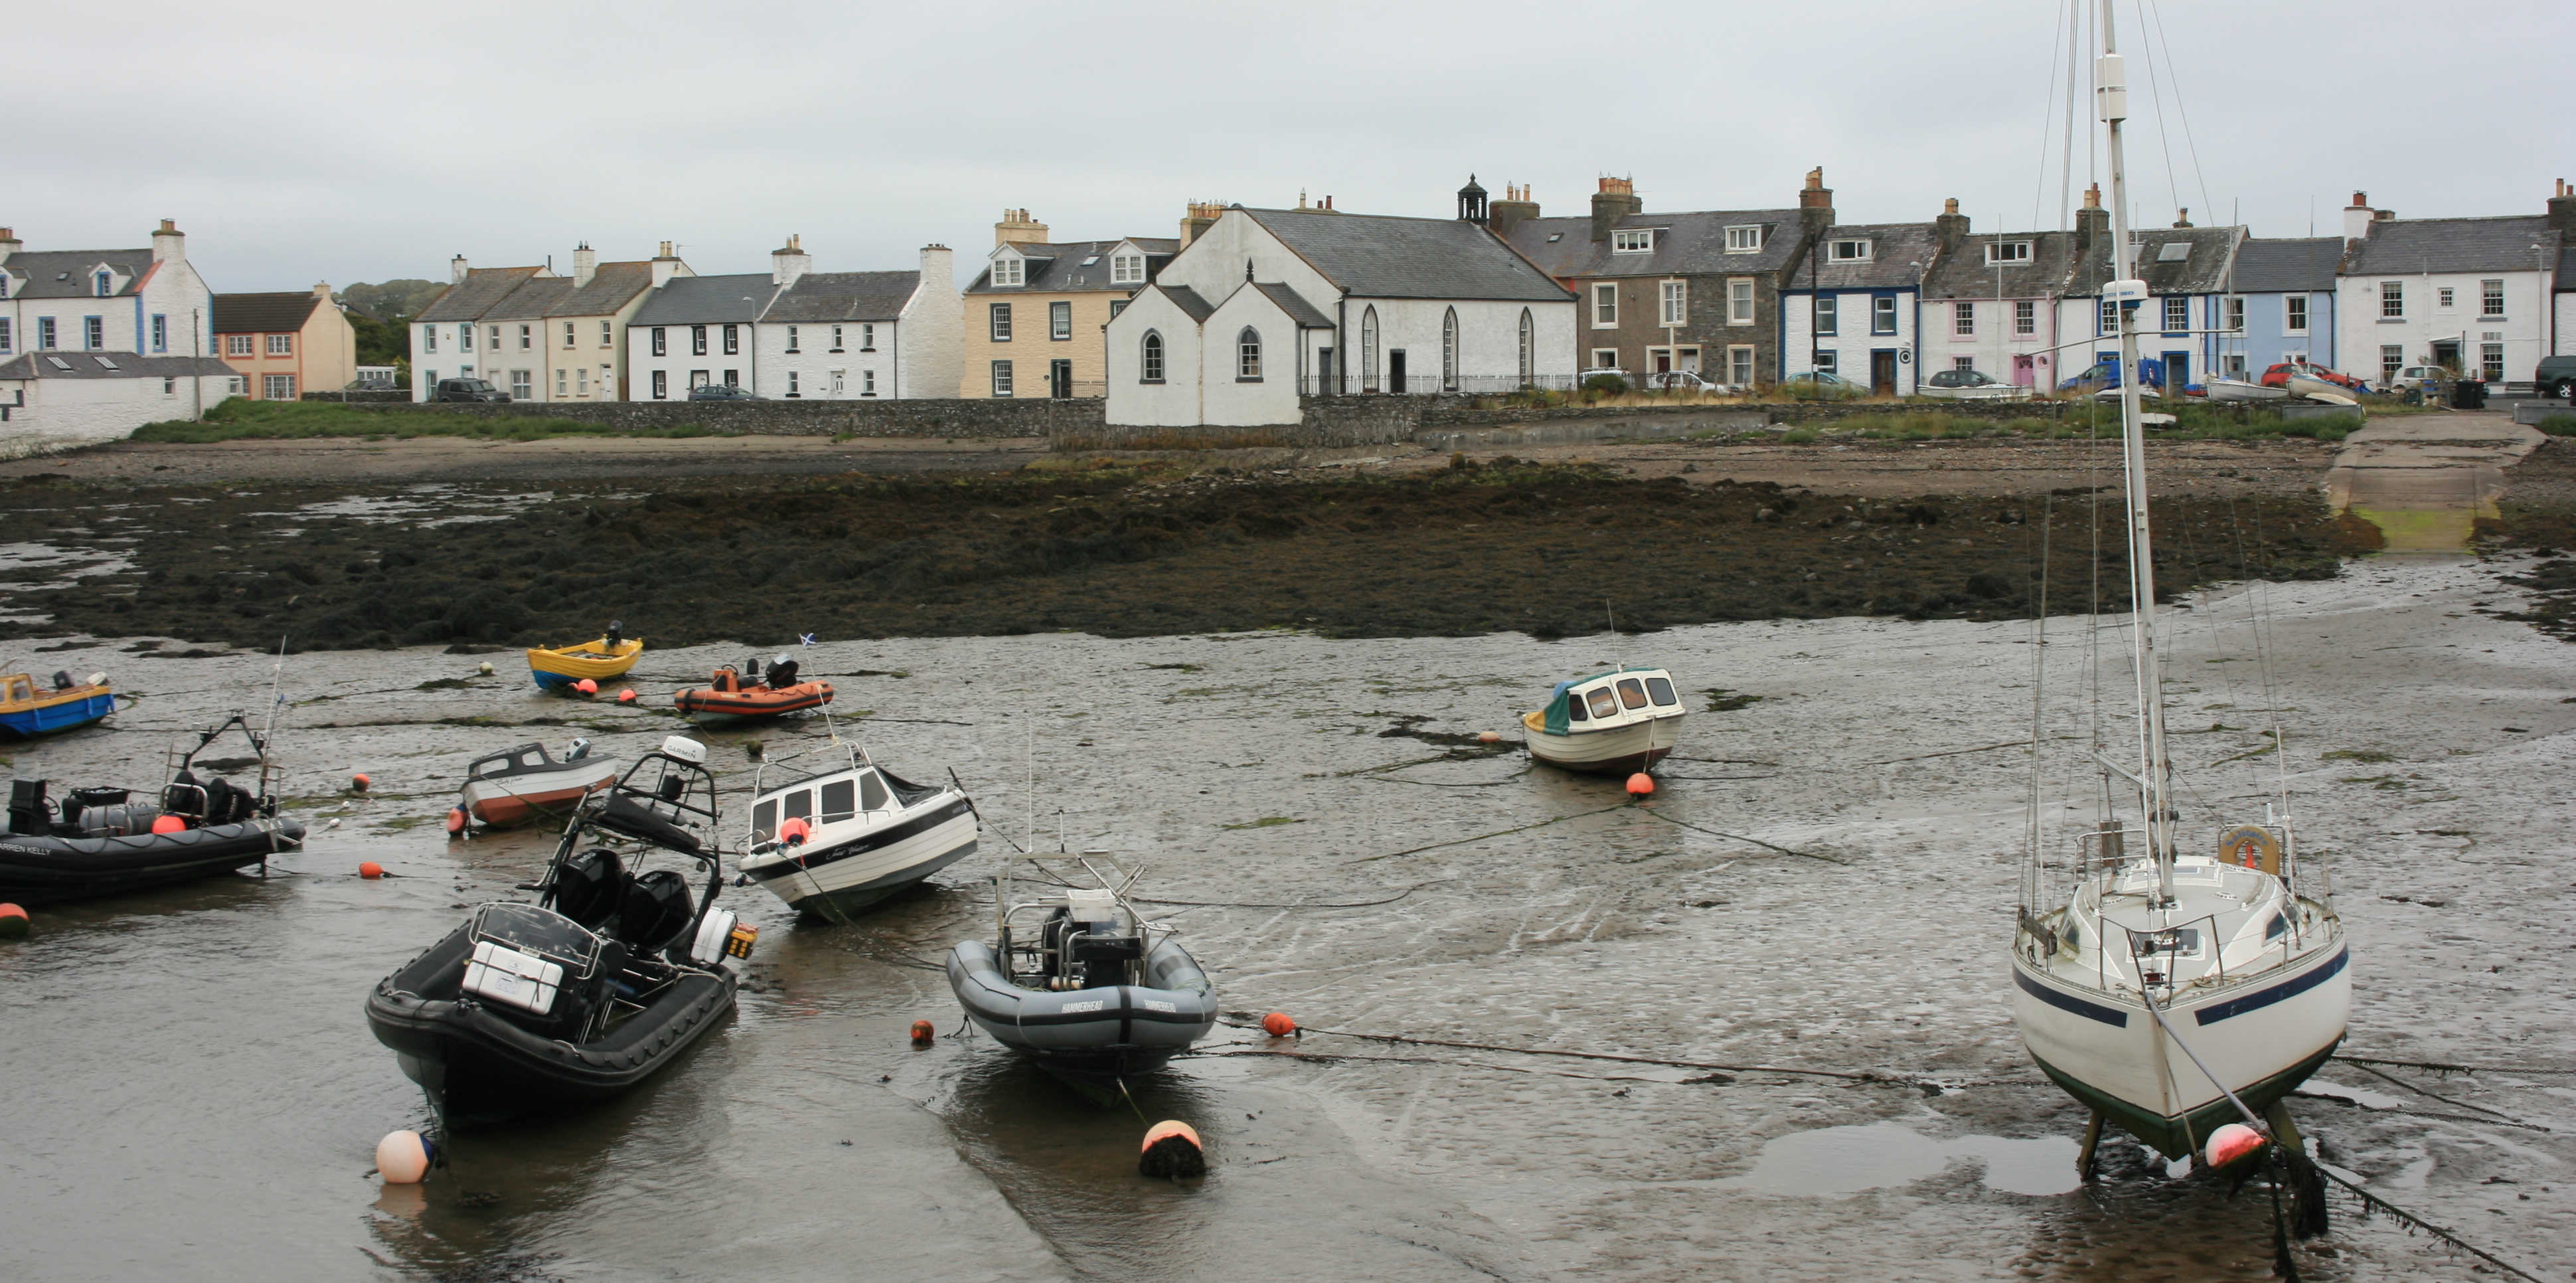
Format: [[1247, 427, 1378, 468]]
[[2342, 192, 2377, 242], [0, 227, 21, 260], [650, 240, 683, 289], [1933, 197, 1971, 255], [2074, 183, 2111, 252], [918, 243, 954, 295], [2172, 208, 2194, 228], [1180, 201, 1222, 248], [151, 218, 185, 264], [995, 208, 1049, 248], [1489, 184, 1540, 239], [572, 242, 598, 288], [771, 233, 811, 288], [451, 254, 470, 284], [1590, 177, 1642, 243], [2551, 179, 2576, 239], [1798, 167, 1835, 235], [313, 280, 333, 300]]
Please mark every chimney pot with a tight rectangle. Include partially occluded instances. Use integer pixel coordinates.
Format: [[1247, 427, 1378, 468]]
[[451, 254, 469, 284], [1944, 198, 1959, 215], [1589, 176, 1643, 242], [2350, 191, 2368, 207]]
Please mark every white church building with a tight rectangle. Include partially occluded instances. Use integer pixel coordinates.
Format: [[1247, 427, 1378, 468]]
[[1105, 186, 1575, 428]]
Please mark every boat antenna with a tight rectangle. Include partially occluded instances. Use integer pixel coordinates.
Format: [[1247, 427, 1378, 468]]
[[258, 633, 287, 763]]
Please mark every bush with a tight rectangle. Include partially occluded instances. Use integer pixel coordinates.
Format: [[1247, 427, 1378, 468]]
[[2537, 414, 2576, 438], [1580, 373, 1629, 395]]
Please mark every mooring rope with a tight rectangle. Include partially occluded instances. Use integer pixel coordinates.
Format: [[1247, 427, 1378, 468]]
[[2315, 1165, 2545, 1283]]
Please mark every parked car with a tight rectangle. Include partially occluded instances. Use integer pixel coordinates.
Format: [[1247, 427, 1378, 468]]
[[1918, 368, 2030, 400], [431, 378, 508, 403], [1780, 371, 1866, 400], [2536, 354, 2576, 400], [687, 383, 762, 401], [1645, 370, 1733, 393], [2057, 360, 2165, 397], [2258, 362, 2366, 393]]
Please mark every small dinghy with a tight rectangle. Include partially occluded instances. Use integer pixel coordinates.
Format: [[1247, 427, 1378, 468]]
[[458, 738, 619, 828], [366, 736, 755, 1122], [526, 622, 642, 691], [736, 733, 977, 922], [2204, 377, 2287, 404], [1521, 667, 1686, 774], [0, 669, 116, 737], [673, 654, 832, 721], [947, 857, 1216, 1080], [0, 713, 303, 904]]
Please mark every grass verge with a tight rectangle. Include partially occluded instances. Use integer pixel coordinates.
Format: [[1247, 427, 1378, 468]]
[[132, 398, 735, 443]]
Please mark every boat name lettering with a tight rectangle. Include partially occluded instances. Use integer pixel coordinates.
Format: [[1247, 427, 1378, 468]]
[[1061, 999, 1107, 1013], [1143, 1000, 1176, 1013]]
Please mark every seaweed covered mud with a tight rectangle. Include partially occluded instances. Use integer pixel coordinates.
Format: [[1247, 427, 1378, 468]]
[[0, 458, 2379, 652]]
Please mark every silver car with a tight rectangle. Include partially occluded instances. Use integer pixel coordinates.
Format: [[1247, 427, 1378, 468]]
[[1919, 367, 2030, 400]]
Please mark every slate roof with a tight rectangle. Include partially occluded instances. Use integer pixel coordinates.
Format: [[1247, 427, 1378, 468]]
[[1156, 285, 1216, 323], [544, 263, 653, 317], [1250, 282, 1335, 328], [1505, 209, 1809, 280], [212, 292, 325, 334], [0, 352, 233, 380], [415, 267, 546, 322], [2342, 215, 2558, 276], [483, 276, 575, 321], [966, 240, 1174, 295], [629, 273, 778, 326], [1246, 208, 1571, 301], [1, 248, 156, 298], [764, 271, 921, 323], [2071, 226, 2241, 296], [1919, 229, 2086, 301], [2229, 238, 2342, 293], [1778, 223, 1940, 292]]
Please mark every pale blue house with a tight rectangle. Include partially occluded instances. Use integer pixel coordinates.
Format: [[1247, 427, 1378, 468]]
[[2224, 237, 2338, 379]]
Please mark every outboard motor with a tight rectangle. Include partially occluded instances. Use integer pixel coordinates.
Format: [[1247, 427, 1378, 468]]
[[566, 737, 592, 762], [551, 847, 628, 932], [1061, 888, 1144, 989], [8, 779, 51, 837]]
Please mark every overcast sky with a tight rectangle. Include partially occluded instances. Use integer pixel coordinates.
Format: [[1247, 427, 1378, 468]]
[[13, 1, 2571, 294]]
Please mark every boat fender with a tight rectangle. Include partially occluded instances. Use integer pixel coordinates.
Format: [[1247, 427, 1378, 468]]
[[151, 815, 187, 835], [1139, 1121, 1205, 1179], [445, 808, 467, 836], [910, 1019, 935, 1045], [0, 902, 29, 940], [1261, 1011, 1299, 1037], [778, 817, 810, 847], [2205, 1122, 2265, 1169], [376, 1130, 435, 1184], [690, 908, 742, 967]]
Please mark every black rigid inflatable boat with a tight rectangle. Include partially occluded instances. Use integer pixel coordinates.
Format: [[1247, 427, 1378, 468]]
[[0, 714, 304, 905], [366, 736, 757, 1122]]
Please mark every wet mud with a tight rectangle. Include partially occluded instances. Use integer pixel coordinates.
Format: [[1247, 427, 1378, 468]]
[[0, 462, 2370, 653]]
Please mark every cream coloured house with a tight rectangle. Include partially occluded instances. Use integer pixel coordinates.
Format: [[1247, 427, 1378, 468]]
[[961, 207, 1178, 399]]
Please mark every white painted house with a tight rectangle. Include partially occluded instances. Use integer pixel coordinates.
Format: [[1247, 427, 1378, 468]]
[[411, 260, 550, 399], [1105, 199, 1575, 428], [627, 270, 776, 400], [0, 352, 239, 457], [0, 221, 217, 365], [1779, 218, 1940, 395], [2334, 190, 2567, 386], [752, 240, 958, 400]]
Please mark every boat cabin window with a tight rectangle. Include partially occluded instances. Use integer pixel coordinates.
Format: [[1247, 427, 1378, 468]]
[[1586, 687, 1619, 719], [1645, 676, 1676, 706], [2265, 913, 2288, 941], [752, 799, 776, 842], [519, 751, 543, 770], [860, 770, 889, 812], [783, 790, 813, 823], [820, 779, 856, 823], [1616, 679, 1647, 710], [7, 678, 32, 703], [1566, 695, 1588, 722]]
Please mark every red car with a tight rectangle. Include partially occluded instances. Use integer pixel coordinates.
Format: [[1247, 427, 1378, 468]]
[[2259, 362, 2368, 391]]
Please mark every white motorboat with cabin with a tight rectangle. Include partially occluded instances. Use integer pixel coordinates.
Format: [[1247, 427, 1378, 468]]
[[457, 739, 619, 827], [2010, 3, 2347, 1186], [1520, 667, 1686, 774], [736, 736, 979, 923]]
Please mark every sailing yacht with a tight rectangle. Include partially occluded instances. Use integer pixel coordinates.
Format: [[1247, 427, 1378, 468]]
[[2011, 3, 2348, 1172]]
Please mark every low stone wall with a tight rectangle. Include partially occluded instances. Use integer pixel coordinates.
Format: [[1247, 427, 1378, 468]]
[[315, 396, 1101, 438], [299, 389, 410, 404]]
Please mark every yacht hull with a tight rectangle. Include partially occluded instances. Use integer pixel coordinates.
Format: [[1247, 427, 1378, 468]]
[[2012, 942, 2348, 1159]]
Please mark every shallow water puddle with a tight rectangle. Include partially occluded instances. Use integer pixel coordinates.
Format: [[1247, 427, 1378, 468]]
[[1724, 1124, 2081, 1197]]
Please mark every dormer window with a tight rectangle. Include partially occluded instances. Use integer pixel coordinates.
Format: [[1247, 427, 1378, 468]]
[[1828, 238, 1872, 262], [1724, 225, 1764, 253], [94, 270, 114, 297], [992, 256, 1024, 287], [1985, 240, 2033, 265], [1612, 228, 1654, 254], [1111, 253, 1145, 284]]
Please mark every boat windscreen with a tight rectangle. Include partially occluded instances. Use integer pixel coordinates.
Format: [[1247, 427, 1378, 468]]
[[752, 799, 776, 843], [1645, 676, 1676, 706], [821, 778, 856, 823], [1587, 688, 1619, 719]]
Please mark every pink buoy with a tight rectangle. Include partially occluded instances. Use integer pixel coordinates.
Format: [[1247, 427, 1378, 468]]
[[2204, 1122, 2266, 1169], [376, 1130, 433, 1184], [445, 807, 467, 835]]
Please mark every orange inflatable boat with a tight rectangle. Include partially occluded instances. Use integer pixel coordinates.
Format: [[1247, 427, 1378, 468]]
[[673, 657, 833, 722]]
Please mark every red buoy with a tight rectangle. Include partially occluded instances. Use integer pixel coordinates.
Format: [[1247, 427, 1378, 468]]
[[1139, 1120, 1206, 1178], [2204, 1122, 2265, 1169], [910, 1019, 935, 1046], [777, 816, 811, 846], [0, 902, 29, 940], [617, 688, 637, 704], [574, 679, 599, 696], [359, 861, 386, 879], [151, 815, 187, 835], [1260, 1011, 1298, 1038], [445, 808, 467, 835], [1626, 772, 1656, 797]]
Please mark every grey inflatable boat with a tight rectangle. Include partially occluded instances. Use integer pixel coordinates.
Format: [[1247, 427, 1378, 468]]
[[947, 861, 1216, 1078]]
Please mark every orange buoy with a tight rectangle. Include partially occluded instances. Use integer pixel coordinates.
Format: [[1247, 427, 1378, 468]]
[[778, 816, 811, 846], [1139, 1120, 1206, 1179], [1477, 730, 1501, 744], [1626, 772, 1656, 797], [910, 1019, 935, 1046], [350, 773, 371, 792], [617, 688, 637, 704], [1260, 1011, 1298, 1038], [2204, 1122, 2265, 1169], [376, 1130, 433, 1184], [151, 814, 187, 835], [574, 678, 599, 696], [444, 808, 467, 835], [359, 861, 385, 880], [0, 902, 28, 940]]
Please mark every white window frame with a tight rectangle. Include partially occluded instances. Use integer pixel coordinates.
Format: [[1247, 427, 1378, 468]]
[[862, 369, 876, 396], [989, 303, 1012, 341], [1050, 300, 1072, 341], [562, 321, 576, 349], [830, 325, 844, 352], [1110, 254, 1145, 285], [2163, 296, 2188, 332], [511, 369, 532, 400], [1828, 238, 1872, 262], [263, 373, 295, 400], [515, 324, 529, 350], [1659, 280, 1686, 326], [860, 323, 876, 351], [599, 320, 612, 347], [1237, 327, 1263, 381], [2014, 299, 2036, 335], [227, 334, 255, 357], [1591, 282, 1617, 328], [1813, 294, 1837, 337], [2480, 278, 2505, 319], [991, 256, 1024, 288], [2380, 280, 2403, 319], [2380, 345, 2405, 381], [2224, 296, 2245, 333], [651, 327, 666, 357], [1953, 356, 1977, 372], [1727, 278, 1755, 325], [2481, 341, 2505, 381], [1728, 345, 1755, 386], [556, 368, 568, 396], [1986, 240, 2033, 265], [422, 327, 437, 355], [990, 359, 1013, 396], [84, 317, 102, 349], [1612, 228, 1654, 254], [2285, 296, 2309, 334], [576, 367, 589, 396], [2437, 286, 2455, 309], [651, 369, 667, 399], [1872, 295, 1898, 336], [1590, 348, 1619, 370], [1724, 225, 1763, 253], [1953, 301, 1975, 337], [785, 325, 801, 354], [2099, 298, 2120, 333], [787, 370, 799, 396]]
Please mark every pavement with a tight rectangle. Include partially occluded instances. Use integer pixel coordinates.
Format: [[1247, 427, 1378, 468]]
[[2322, 409, 2548, 552]]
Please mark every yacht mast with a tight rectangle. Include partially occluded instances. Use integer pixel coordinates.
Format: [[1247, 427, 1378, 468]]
[[2095, 0, 2176, 902]]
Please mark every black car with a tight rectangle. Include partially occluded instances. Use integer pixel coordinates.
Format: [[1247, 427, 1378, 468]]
[[432, 378, 509, 403], [2537, 355, 2576, 400], [687, 383, 761, 401]]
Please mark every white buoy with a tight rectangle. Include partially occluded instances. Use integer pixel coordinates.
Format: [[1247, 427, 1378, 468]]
[[477, 661, 494, 676], [376, 1129, 433, 1184]]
